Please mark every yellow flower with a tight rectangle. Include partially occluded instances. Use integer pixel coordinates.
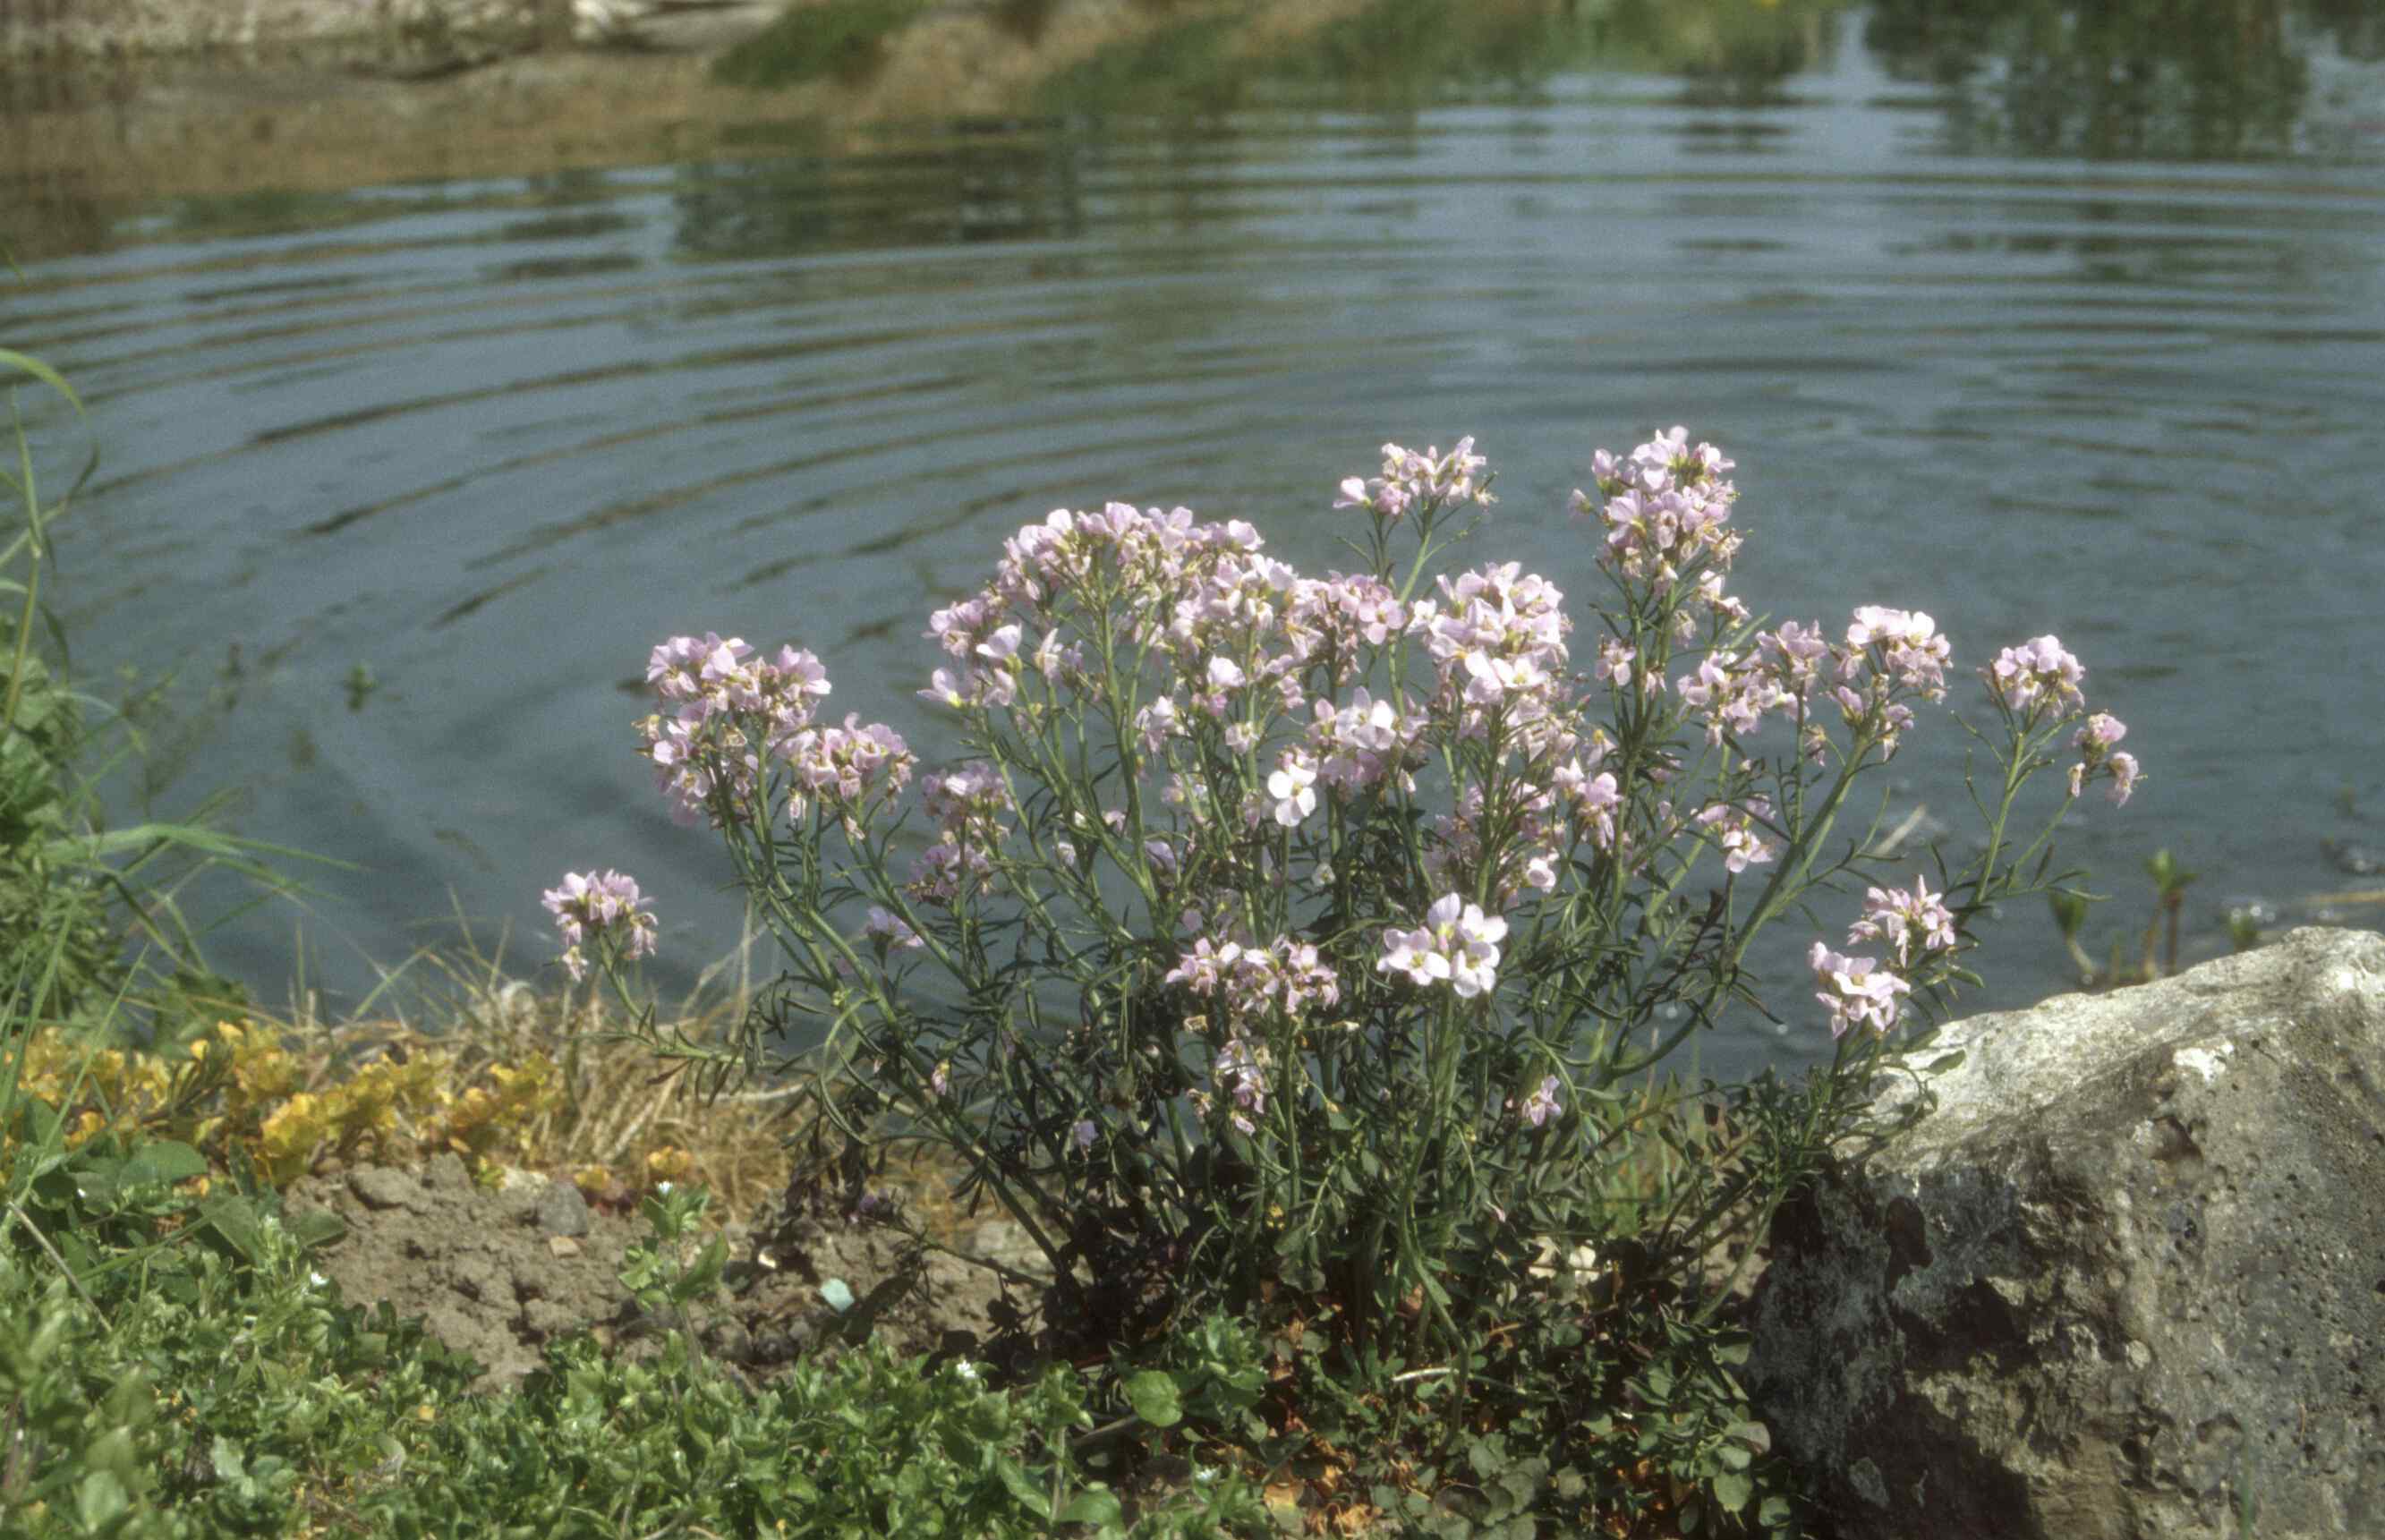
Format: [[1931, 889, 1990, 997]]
[[259, 1093, 332, 1182]]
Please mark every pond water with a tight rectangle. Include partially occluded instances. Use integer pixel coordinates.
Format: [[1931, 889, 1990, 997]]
[[6, 1, 2383, 1077]]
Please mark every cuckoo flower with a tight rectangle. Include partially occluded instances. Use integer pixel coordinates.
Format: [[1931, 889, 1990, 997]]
[[1983, 634, 2086, 718], [543, 869, 659, 983], [1848, 876, 1958, 967], [1810, 941, 1910, 1037], [2069, 713, 2142, 805], [1377, 894, 1508, 1000]]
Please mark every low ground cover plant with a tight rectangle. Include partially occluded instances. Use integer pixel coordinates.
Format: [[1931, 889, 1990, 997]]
[[558, 424, 2142, 1531]]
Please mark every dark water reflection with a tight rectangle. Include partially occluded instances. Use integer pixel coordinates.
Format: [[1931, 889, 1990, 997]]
[[5, 0, 2382, 1076]]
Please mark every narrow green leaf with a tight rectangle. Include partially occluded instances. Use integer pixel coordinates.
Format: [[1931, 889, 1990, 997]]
[[0, 349, 82, 410]]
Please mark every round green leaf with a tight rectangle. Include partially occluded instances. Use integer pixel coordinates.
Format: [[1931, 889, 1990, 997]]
[[1123, 1368, 1183, 1428]]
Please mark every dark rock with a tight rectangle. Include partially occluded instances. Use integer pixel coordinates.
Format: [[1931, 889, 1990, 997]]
[[1748, 927, 2385, 1540]]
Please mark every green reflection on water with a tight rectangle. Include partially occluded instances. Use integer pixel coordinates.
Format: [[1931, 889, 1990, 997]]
[[1868, 0, 2379, 159], [1034, 0, 1854, 116]]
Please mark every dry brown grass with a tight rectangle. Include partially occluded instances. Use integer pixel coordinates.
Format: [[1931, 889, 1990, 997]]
[[293, 930, 1026, 1247]]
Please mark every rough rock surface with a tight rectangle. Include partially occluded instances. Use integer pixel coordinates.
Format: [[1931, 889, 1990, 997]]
[[1746, 927, 2385, 1539], [285, 1153, 1047, 1395]]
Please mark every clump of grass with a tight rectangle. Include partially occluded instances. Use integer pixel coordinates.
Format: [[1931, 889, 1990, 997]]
[[1032, 11, 1248, 117], [712, 0, 935, 89], [0, 347, 308, 1049]]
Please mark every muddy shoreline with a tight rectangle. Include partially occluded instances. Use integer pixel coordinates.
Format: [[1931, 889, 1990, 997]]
[[0, 0, 1392, 257]]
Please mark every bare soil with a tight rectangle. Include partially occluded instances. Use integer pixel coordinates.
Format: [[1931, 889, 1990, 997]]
[[285, 1151, 1049, 1395]]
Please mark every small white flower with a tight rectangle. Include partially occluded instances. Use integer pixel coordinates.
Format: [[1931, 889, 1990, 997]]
[[1265, 751, 1318, 827]]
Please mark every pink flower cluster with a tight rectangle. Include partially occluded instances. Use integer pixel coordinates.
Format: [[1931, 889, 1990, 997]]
[[2069, 712, 2142, 806], [620, 426, 2152, 1074], [1333, 437, 1494, 522], [1157, 932, 1325, 1136], [1983, 634, 2087, 717], [1414, 562, 1572, 743], [1377, 894, 1509, 1000], [1663, 606, 1946, 758], [1203, 1033, 1271, 1136], [783, 714, 915, 829], [1847, 875, 1958, 968], [542, 869, 659, 983], [1809, 940, 1911, 1038], [1572, 426, 1742, 584], [1677, 649, 1791, 746], [1516, 1074, 1562, 1128], [1825, 607, 1949, 759], [1813, 876, 1961, 1035], [1282, 574, 1408, 687], [1166, 934, 1342, 1021], [1303, 686, 1411, 796], [1756, 620, 1831, 700], [1844, 608, 1950, 701], [1553, 754, 1623, 853], [639, 634, 831, 824], [908, 761, 1012, 904], [639, 632, 916, 839], [861, 906, 923, 952], [1694, 797, 1777, 874]]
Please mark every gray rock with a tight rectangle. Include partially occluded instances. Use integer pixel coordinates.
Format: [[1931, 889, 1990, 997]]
[[1748, 927, 2385, 1540], [535, 1178, 593, 1238]]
